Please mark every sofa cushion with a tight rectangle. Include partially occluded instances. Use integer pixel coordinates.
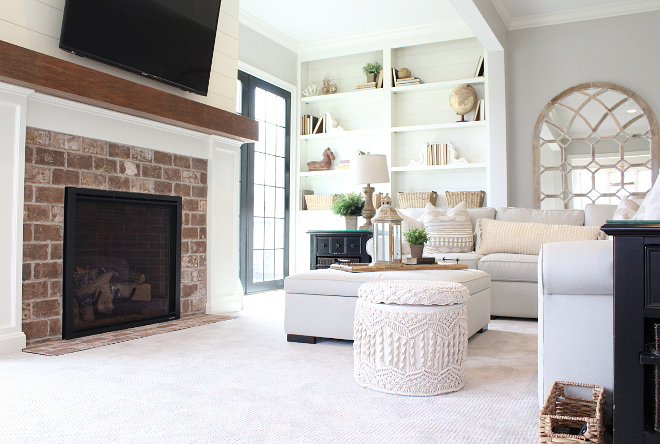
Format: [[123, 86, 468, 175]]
[[475, 219, 602, 255], [496, 207, 584, 226], [423, 252, 483, 269], [284, 268, 491, 297], [585, 203, 617, 226], [417, 202, 474, 253], [477, 253, 538, 282]]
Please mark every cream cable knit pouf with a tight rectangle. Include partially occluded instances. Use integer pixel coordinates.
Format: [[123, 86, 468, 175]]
[[354, 280, 469, 396]]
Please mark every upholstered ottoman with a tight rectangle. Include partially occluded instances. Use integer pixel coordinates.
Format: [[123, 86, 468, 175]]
[[284, 268, 490, 343], [353, 280, 469, 396]]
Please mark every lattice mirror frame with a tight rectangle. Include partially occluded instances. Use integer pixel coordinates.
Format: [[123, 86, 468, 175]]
[[533, 82, 659, 209]]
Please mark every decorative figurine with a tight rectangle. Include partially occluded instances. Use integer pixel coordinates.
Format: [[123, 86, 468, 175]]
[[307, 147, 335, 171]]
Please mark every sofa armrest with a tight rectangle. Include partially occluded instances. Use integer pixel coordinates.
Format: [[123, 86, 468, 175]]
[[539, 240, 613, 296]]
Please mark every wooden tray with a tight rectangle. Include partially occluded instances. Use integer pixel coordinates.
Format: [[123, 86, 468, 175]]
[[329, 263, 468, 272]]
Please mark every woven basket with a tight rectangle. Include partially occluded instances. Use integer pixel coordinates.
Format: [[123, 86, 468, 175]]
[[397, 191, 438, 209], [539, 381, 605, 444], [304, 194, 338, 211], [445, 190, 485, 208], [373, 193, 383, 209]]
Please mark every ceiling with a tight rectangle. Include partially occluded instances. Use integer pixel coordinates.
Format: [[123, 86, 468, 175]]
[[239, 0, 660, 45]]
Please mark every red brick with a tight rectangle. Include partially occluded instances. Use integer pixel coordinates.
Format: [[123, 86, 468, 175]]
[[22, 301, 31, 320], [26, 128, 51, 147], [190, 213, 206, 226], [141, 164, 163, 179], [22, 263, 32, 281], [154, 180, 173, 195], [173, 155, 191, 169], [34, 186, 64, 204], [200, 172, 207, 185], [23, 243, 49, 261], [181, 298, 192, 314], [25, 165, 51, 184], [182, 227, 198, 239], [81, 172, 107, 188], [181, 170, 201, 184], [191, 185, 207, 198], [51, 169, 80, 186], [94, 157, 118, 174], [199, 227, 207, 239], [22, 320, 49, 341], [182, 255, 199, 268], [82, 138, 108, 156], [51, 132, 81, 151], [108, 176, 131, 192], [50, 206, 64, 224], [191, 296, 205, 311], [162, 167, 181, 182], [153, 151, 173, 166], [49, 280, 62, 298], [198, 255, 207, 268], [189, 241, 206, 254], [109, 143, 132, 159], [182, 283, 198, 298], [33, 262, 62, 279], [183, 213, 191, 225], [32, 299, 61, 318], [25, 146, 35, 164], [131, 178, 154, 193], [67, 153, 94, 170], [181, 242, 190, 254], [24, 204, 50, 222], [131, 147, 153, 162], [182, 198, 200, 212], [48, 318, 62, 336], [23, 223, 33, 242], [34, 148, 65, 167], [22, 281, 49, 300], [24, 185, 34, 202], [33, 224, 62, 242], [119, 160, 139, 176], [191, 157, 207, 172], [174, 183, 191, 197], [191, 269, 207, 282], [50, 243, 63, 261]]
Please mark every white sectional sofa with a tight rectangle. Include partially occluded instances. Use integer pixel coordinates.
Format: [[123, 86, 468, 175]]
[[399, 204, 616, 318]]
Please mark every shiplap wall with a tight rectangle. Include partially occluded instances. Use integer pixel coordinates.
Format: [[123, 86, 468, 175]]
[[0, 0, 239, 112]]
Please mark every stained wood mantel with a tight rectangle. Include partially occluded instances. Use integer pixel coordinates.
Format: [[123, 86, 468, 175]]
[[0, 40, 258, 143]]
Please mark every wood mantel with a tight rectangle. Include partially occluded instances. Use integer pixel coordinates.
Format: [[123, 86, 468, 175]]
[[0, 40, 258, 142]]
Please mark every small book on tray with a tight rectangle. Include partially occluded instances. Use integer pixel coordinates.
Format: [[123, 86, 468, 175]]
[[406, 257, 436, 265]]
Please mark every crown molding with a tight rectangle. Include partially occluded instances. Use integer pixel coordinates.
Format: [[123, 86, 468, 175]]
[[508, 0, 660, 30], [490, 0, 513, 29], [239, 10, 300, 54], [298, 21, 474, 61]]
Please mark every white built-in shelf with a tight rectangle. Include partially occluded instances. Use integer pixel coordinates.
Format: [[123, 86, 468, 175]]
[[390, 163, 487, 172], [300, 128, 384, 140], [299, 169, 349, 177], [392, 77, 485, 94], [301, 88, 384, 103], [391, 121, 486, 133]]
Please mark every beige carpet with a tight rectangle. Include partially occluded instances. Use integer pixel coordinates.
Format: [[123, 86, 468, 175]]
[[23, 314, 236, 356], [0, 291, 539, 443]]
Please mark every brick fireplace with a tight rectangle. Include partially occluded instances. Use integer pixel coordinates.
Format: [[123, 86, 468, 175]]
[[22, 128, 208, 345]]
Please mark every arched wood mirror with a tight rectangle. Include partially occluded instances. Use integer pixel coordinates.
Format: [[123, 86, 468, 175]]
[[534, 82, 659, 209]]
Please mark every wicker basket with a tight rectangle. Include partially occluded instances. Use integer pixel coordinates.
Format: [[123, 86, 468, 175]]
[[397, 191, 438, 209], [539, 381, 605, 444], [445, 190, 485, 208], [304, 194, 338, 211]]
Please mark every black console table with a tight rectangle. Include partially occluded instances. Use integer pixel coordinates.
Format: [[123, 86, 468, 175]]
[[308, 230, 372, 269], [602, 222, 660, 443]]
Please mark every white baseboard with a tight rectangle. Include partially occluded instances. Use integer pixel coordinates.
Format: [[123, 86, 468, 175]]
[[207, 293, 243, 315], [0, 331, 26, 356]]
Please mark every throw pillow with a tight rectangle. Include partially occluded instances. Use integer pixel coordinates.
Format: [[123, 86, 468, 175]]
[[613, 195, 644, 220], [475, 218, 602, 255], [633, 173, 660, 220], [416, 202, 474, 253], [396, 209, 424, 256]]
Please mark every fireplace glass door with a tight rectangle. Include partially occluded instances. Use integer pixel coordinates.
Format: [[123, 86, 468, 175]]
[[63, 188, 181, 339]]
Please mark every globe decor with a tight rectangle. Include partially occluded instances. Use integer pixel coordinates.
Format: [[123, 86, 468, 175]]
[[449, 84, 477, 123]]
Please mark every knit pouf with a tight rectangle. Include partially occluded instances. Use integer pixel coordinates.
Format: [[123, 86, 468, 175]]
[[353, 280, 469, 396]]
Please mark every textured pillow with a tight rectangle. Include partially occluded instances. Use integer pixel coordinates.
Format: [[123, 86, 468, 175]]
[[475, 218, 602, 255], [396, 209, 424, 255], [613, 195, 644, 220], [633, 174, 660, 220], [416, 202, 474, 253]]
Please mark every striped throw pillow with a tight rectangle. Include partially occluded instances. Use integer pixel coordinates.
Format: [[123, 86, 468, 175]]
[[416, 202, 474, 253]]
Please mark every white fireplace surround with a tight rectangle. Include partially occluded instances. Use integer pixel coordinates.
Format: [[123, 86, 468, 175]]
[[0, 80, 245, 355]]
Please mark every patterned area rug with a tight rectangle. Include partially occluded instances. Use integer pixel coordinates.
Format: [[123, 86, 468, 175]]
[[23, 314, 237, 356]]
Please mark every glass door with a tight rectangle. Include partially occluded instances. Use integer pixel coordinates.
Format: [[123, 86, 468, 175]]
[[237, 71, 291, 293]]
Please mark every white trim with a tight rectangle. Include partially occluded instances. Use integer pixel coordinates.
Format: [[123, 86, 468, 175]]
[[489, 0, 513, 30], [238, 61, 296, 93], [239, 10, 299, 54], [0, 82, 35, 97]]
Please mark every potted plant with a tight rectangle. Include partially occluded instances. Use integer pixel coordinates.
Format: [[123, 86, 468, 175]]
[[403, 227, 429, 258], [362, 61, 383, 83], [332, 192, 365, 230]]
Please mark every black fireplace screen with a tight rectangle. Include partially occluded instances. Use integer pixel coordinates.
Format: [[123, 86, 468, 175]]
[[63, 188, 181, 339]]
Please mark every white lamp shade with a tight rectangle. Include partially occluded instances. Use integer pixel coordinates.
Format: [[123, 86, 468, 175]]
[[349, 154, 390, 185]]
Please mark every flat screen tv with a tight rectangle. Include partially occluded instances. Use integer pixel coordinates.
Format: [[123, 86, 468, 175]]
[[59, 0, 222, 96]]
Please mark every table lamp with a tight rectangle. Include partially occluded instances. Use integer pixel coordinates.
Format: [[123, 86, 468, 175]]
[[349, 153, 390, 230]]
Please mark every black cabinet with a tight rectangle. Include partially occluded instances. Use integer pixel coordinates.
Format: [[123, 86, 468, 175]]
[[602, 222, 660, 443], [308, 230, 372, 269]]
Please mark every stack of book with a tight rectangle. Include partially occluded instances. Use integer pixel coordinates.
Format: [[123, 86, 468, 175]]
[[355, 82, 377, 91], [301, 114, 325, 135], [395, 77, 424, 87], [426, 143, 450, 166], [335, 159, 351, 170], [473, 99, 485, 121]]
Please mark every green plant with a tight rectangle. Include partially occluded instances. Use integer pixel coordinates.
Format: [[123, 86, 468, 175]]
[[331, 192, 365, 217], [403, 227, 429, 245], [362, 61, 383, 75]]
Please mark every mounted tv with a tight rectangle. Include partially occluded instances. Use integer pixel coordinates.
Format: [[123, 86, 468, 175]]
[[59, 0, 222, 96]]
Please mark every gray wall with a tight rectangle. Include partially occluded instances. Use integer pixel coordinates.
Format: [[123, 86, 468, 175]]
[[238, 24, 298, 87], [507, 11, 660, 208]]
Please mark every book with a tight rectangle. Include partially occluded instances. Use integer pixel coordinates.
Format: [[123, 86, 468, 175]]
[[406, 257, 436, 265], [474, 56, 484, 77], [334, 164, 350, 170], [313, 116, 324, 134], [473, 100, 481, 121], [376, 69, 384, 89], [391, 67, 398, 87]]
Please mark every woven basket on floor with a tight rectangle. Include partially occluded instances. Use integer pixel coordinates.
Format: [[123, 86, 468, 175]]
[[445, 190, 485, 208], [539, 381, 605, 444], [304, 194, 338, 211], [397, 191, 438, 209]]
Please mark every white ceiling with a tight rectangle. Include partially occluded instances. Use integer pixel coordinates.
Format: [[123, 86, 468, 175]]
[[239, 0, 660, 45]]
